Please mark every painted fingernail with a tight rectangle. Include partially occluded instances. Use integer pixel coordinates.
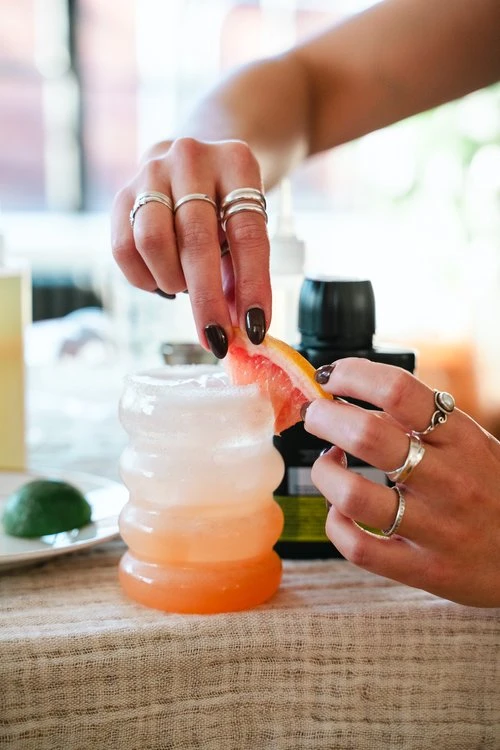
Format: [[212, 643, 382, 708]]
[[315, 363, 336, 384], [154, 288, 176, 300], [245, 307, 266, 345], [204, 324, 228, 359], [300, 401, 312, 421], [319, 446, 331, 457]]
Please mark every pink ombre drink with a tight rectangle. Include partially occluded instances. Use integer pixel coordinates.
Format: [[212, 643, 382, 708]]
[[118, 365, 284, 613]]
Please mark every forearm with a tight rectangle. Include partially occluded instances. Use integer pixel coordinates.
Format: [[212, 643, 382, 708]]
[[174, 55, 312, 190], [295, 0, 500, 154], [145, 0, 500, 187]]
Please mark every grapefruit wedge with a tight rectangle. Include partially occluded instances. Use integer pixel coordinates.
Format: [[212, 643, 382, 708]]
[[225, 328, 330, 434]]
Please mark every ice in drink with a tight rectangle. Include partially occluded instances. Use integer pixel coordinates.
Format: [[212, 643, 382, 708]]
[[118, 365, 285, 613]]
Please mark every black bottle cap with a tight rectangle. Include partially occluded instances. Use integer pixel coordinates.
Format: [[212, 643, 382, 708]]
[[298, 277, 376, 350]]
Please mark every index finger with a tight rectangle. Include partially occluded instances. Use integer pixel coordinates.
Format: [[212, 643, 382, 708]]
[[316, 357, 459, 441]]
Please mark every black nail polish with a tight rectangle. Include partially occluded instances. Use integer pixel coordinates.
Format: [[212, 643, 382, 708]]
[[300, 401, 311, 421], [154, 288, 176, 300], [319, 446, 331, 457], [245, 307, 266, 345], [204, 325, 228, 359], [315, 363, 335, 384]]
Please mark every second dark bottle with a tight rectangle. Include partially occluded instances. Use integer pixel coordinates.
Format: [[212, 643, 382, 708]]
[[274, 276, 416, 559]]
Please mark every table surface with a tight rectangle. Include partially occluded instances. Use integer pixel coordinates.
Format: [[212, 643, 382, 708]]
[[2, 360, 500, 750]]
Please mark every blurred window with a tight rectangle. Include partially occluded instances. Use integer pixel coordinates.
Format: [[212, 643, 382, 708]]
[[0, 0, 370, 211]]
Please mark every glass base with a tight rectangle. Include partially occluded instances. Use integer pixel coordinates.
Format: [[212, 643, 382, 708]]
[[119, 550, 282, 614]]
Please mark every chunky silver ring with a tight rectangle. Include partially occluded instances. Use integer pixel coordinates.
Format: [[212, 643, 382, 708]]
[[221, 202, 268, 232], [130, 191, 173, 228], [412, 390, 455, 437], [386, 433, 425, 484], [173, 193, 217, 213], [220, 187, 266, 211], [381, 485, 406, 537]]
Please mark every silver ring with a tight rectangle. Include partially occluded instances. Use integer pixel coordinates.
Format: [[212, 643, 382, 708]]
[[386, 434, 425, 484], [220, 187, 266, 211], [412, 390, 455, 437], [130, 191, 173, 228], [221, 202, 268, 232], [353, 486, 406, 540], [382, 486, 406, 537], [174, 193, 217, 213]]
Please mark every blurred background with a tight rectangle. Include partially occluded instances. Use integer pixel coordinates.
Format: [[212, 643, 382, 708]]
[[1, 0, 500, 438]]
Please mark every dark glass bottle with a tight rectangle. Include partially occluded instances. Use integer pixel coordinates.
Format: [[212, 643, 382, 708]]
[[274, 277, 416, 559]]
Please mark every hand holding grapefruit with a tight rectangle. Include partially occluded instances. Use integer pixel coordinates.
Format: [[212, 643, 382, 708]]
[[225, 328, 330, 434]]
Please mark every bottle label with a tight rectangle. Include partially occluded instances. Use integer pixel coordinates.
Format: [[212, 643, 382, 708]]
[[275, 494, 328, 541], [287, 466, 318, 495], [275, 464, 387, 542]]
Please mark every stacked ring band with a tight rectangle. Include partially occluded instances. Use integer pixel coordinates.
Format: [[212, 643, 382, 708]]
[[221, 202, 268, 232], [130, 191, 173, 228], [385, 433, 425, 484], [412, 389, 456, 437], [219, 187, 267, 232], [220, 188, 267, 211], [174, 193, 217, 213]]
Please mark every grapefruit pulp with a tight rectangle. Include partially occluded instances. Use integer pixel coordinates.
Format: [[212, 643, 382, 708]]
[[225, 328, 330, 434]]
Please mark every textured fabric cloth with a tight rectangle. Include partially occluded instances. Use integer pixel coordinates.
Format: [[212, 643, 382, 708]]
[[1, 540, 499, 750]]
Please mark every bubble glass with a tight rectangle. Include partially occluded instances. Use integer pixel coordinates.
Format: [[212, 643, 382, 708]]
[[118, 365, 285, 613]]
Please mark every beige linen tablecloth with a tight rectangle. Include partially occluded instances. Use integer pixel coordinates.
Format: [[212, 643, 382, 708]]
[[1, 540, 499, 750]]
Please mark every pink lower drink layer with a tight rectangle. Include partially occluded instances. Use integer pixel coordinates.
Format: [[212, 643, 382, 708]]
[[119, 549, 283, 614]]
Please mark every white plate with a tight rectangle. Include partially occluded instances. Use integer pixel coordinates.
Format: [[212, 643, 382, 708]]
[[0, 469, 128, 571]]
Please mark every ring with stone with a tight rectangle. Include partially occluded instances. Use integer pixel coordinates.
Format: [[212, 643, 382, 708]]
[[412, 390, 456, 437]]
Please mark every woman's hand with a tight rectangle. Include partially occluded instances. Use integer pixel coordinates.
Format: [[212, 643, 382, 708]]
[[110, 137, 272, 358], [303, 357, 500, 607]]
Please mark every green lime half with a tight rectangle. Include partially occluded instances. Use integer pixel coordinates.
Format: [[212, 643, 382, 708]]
[[2, 478, 92, 538]]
